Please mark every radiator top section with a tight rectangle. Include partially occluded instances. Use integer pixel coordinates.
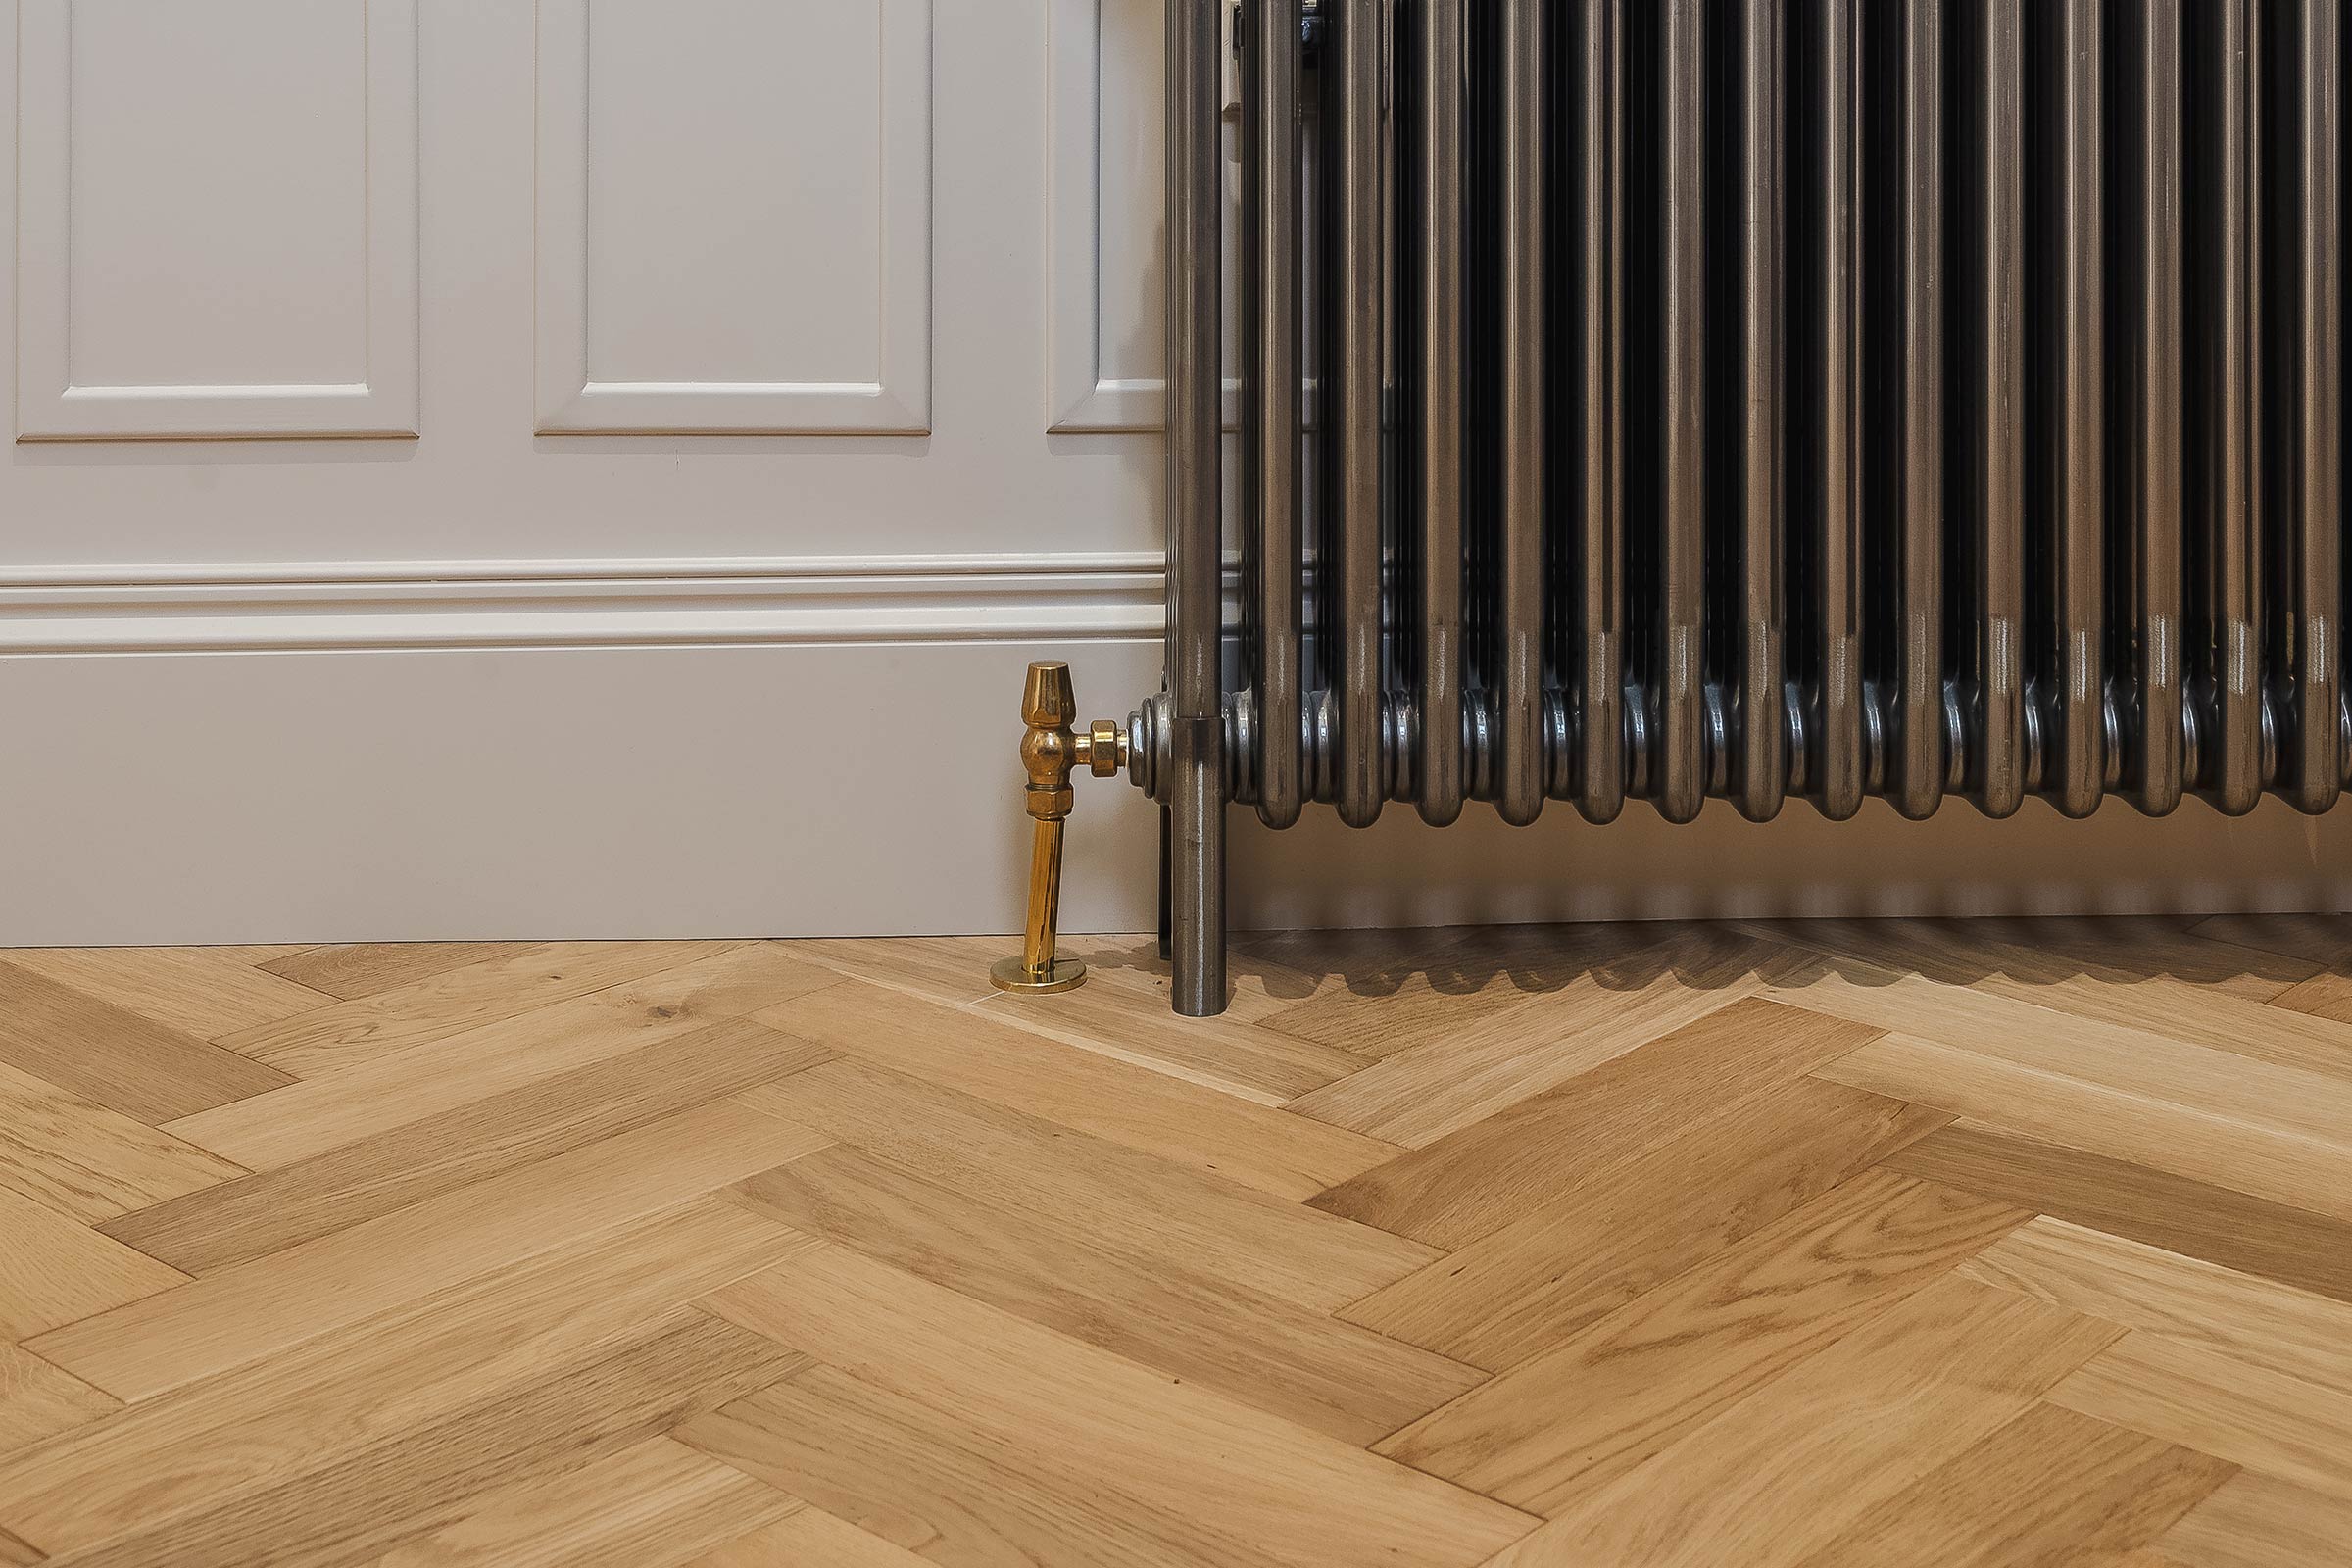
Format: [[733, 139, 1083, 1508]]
[[1183, 0, 2351, 828]]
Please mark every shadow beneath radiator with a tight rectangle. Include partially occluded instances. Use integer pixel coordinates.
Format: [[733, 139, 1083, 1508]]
[[1074, 915, 2350, 1011]]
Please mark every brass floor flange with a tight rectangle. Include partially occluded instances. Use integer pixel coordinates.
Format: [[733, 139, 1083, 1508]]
[[991, 661, 1128, 995]]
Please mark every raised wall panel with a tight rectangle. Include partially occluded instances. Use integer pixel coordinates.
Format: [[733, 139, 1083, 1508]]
[[536, 0, 933, 436], [1047, 0, 1239, 432], [15, 0, 419, 441]]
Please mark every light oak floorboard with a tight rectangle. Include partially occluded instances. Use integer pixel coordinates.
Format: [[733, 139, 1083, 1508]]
[[0, 959, 291, 1124], [25, 1100, 828, 1400], [0, 1186, 187, 1342], [754, 980, 1402, 1200], [700, 1244, 1541, 1568], [0, 1200, 811, 1557], [164, 942, 841, 1168], [1377, 1170, 2031, 1515], [0, 1059, 244, 1225], [0, 948, 330, 1039], [729, 1141, 1483, 1445], [218, 940, 743, 1066], [259, 941, 551, 1002], [0, 1344, 117, 1460], [1310, 996, 1883, 1245], [684, 1502, 932, 1567], [2157, 1471, 2352, 1568], [735, 1056, 1438, 1312], [103, 1017, 833, 1273]]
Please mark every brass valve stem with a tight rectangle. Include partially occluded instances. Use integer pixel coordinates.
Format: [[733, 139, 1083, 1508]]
[[991, 662, 1127, 995]]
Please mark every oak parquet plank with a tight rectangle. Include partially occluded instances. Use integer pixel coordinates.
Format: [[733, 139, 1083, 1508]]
[[0, 1186, 186, 1342], [1309, 997, 1881, 1243], [1483, 1276, 2123, 1567], [1799, 1401, 2234, 1567], [104, 1018, 834, 1273], [2183, 913, 2351, 975], [2269, 968, 2352, 1025], [698, 1245, 1541, 1568], [2049, 1333, 2352, 1502], [0, 1059, 244, 1224], [1375, 1171, 2031, 1516], [1882, 1121, 2352, 1304], [1977, 915, 2324, 997], [0, 1343, 116, 1460], [259, 942, 548, 1002], [684, 1503, 931, 1567], [1818, 1034, 2352, 1224], [218, 940, 743, 1067], [1960, 1217, 2352, 1388], [1066, 930, 1329, 1025], [753, 980, 1400, 1200], [371, 1436, 800, 1568], [729, 1142, 1482, 1445], [46, 1314, 804, 1568], [1340, 1078, 1950, 1369], [0, 959, 291, 1125], [1284, 931, 1814, 1149], [0, 1200, 810, 1558], [734, 1057, 1437, 1312], [2158, 1472, 2352, 1568], [0, 948, 330, 1039], [166, 942, 840, 1168], [26, 1101, 829, 1401]]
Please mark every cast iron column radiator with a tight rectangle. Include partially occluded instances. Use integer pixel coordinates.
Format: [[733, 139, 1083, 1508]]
[[997, 0, 2352, 1018]]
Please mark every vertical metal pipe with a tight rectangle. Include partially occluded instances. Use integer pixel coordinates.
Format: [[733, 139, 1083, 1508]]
[[2280, 0, 2343, 813], [1247, 0, 1305, 830], [1733, 0, 1786, 824], [1496, 0, 1546, 825], [1962, 0, 2027, 817], [1655, 0, 1706, 824], [1415, 0, 1465, 827], [2041, 0, 2105, 818], [1809, 0, 1864, 820], [2203, 0, 2263, 814], [1330, 0, 1386, 828], [1573, 0, 1626, 824], [2125, 0, 2185, 816], [1888, 0, 1946, 820], [1167, 0, 1225, 1016]]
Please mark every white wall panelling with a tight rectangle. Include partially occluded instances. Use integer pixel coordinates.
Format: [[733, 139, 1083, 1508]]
[[535, 0, 934, 435], [1047, 0, 1240, 432], [15, 0, 419, 441]]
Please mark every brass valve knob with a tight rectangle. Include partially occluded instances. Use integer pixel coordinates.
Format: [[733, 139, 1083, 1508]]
[[991, 662, 1125, 995]]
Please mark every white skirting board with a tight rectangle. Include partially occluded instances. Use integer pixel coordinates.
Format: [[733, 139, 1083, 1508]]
[[0, 634, 2344, 947]]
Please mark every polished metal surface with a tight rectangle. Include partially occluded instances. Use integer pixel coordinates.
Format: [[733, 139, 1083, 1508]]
[[1244, 0, 1305, 832], [1571, 0, 1626, 827], [993, 662, 1129, 997], [1413, 0, 1465, 828], [1166, 0, 1225, 1016], [1328, 0, 1385, 830], [1886, 0, 1946, 822], [1652, 0, 1707, 826], [1494, 0, 1545, 828], [1731, 0, 1785, 826]]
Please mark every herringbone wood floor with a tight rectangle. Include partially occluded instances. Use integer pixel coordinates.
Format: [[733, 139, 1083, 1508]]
[[1, 918, 2349, 1566]]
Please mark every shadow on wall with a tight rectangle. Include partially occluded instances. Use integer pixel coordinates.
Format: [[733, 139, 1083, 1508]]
[[1071, 914, 2351, 1004]]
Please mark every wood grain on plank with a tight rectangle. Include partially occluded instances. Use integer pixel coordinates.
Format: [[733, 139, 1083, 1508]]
[[0, 958, 291, 1124], [0, 1186, 187, 1342], [700, 1245, 1541, 1568], [0, 1344, 117, 1460], [0, 1058, 245, 1224], [2183, 914, 2350, 975], [1800, 1401, 2234, 1567], [43, 1314, 803, 1568], [1884, 1121, 2352, 1305], [2157, 1471, 2352, 1568], [971, 985, 1368, 1105], [260, 942, 549, 1002], [1310, 997, 1883, 1245], [735, 1056, 1437, 1312], [1341, 1078, 1949, 1369], [218, 940, 742, 1067], [1377, 1171, 2031, 1515], [371, 1437, 799, 1568], [729, 1142, 1482, 1445], [2049, 1334, 2352, 1501], [27, 1101, 828, 1401], [0, 1200, 810, 1558], [0, 948, 330, 1038], [104, 1018, 833, 1273], [165, 942, 841, 1168], [1286, 931, 1814, 1148], [682, 1503, 931, 1568], [754, 980, 1401, 1200], [1483, 1275, 2123, 1567]]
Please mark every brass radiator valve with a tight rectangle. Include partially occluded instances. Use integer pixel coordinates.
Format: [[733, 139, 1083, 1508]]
[[991, 662, 1130, 995]]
